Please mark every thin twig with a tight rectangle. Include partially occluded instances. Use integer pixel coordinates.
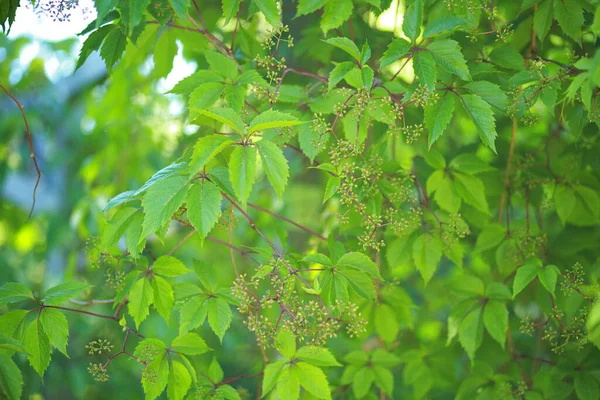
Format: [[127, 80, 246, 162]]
[[247, 202, 326, 241], [1, 84, 42, 219]]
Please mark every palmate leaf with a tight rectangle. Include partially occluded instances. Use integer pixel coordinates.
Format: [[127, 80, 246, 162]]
[[460, 94, 497, 152], [186, 180, 222, 239], [191, 107, 246, 134], [39, 308, 69, 357], [412, 50, 436, 91], [25, 320, 51, 378], [379, 38, 411, 67], [427, 39, 470, 81], [328, 61, 356, 91], [152, 276, 174, 324], [425, 93, 454, 147], [228, 145, 257, 204], [256, 139, 289, 197], [140, 175, 189, 239], [253, 0, 280, 26], [207, 297, 232, 342], [0, 353, 23, 400], [323, 37, 361, 62], [0, 283, 34, 307], [248, 110, 303, 133], [402, 0, 423, 42], [167, 361, 192, 400], [128, 278, 154, 328], [296, 362, 332, 400], [296, 0, 326, 17], [321, 0, 353, 33], [99, 28, 127, 70]]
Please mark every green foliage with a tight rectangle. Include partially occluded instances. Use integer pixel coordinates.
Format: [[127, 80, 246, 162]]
[[2, 0, 600, 399]]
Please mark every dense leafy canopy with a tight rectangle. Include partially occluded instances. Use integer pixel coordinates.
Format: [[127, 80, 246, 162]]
[[1, 0, 600, 399]]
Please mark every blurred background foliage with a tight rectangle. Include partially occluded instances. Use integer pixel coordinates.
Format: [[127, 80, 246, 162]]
[[1, 0, 600, 399]]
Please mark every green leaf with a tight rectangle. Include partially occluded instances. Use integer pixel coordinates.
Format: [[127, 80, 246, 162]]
[[483, 300, 508, 349], [256, 139, 289, 197], [225, 84, 245, 112], [248, 110, 303, 133], [142, 352, 169, 400], [321, 0, 353, 33], [379, 38, 411, 68], [128, 278, 154, 328], [39, 308, 69, 357], [205, 50, 238, 80], [189, 82, 225, 110], [449, 154, 494, 174], [534, 0, 554, 42], [413, 50, 436, 91], [361, 65, 374, 89], [135, 162, 188, 196], [152, 276, 174, 324], [402, 0, 423, 42], [486, 283, 512, 300], [277, 366, 300, 400], [554, 0, 583, 44], [262, 360, 287, 396], [538, 265, 558, 297], [423, 16, 466, 37], [153, 256, 192, 277], [555, 184, 576, 225], [412, 234, 443, 284], [0, 335, 27, 354], [296, 0, 325, 17], [453, 172, 489, 214], [360, 41, 371, 65], [458, 307, 483, 363], [296, 346, 341, 366], [0, 310, 28, 339], [179, 296, 208, 335], [204, 359, 222, 385], [323, 176, 341, 203], [375, 303, 400, 344], [207, 297, 232, 342], [489, 47, 524, 71], [0, 354, 23, 400], [328, 62, 356, 91], [186, 180, 222, 239], [171, 333, 211, 355], [297, 362, 331, 399], [372, 349, 401, 367], [141, 175, 189, 239], [99, 28, 127, 70], [464, 81, 507, 112], [474, 224, 506, 252], [427, 39, 470, 81], [352, 366, 375, 398], [323, 37, 361, 62], [373, 365, 394, 395], [336, 252, 382, 279], [254, 0, 280, 26], [575, 373, 600, 400], [188, 135, 233, 178], [168, 0, 190, 20], [42, 282, 89, 305], [103, 190, 137, 211], [0, 283, 34, 306], [167, 360, 192, 400], [191, 108, 246, 134], [275, 330, 296, 358], [425, 93, 454, 147], [513, 259, 542, 298], [229, 145, 257, 204], [76, 24, 114, 70], [169, 70, 223, 95], [101, 207, 140, 249], [222, 0, 243, 21], [460, 94, 497, 151], [25, 320, 51, 377]]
